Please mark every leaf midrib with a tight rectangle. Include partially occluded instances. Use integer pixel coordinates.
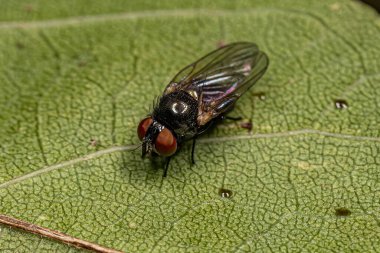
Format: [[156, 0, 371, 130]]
[[1, 128, 379, 190]]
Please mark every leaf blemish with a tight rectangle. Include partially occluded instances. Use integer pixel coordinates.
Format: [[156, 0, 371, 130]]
[[78, 60, 87, 67], [297, 161, 311, 170], [89, 139, 98, 147], [219, 188, 233, 198], [23, 4, 35, 13], [128, 222, 138, 229], [240, 120, 253, 132], [334, 99, 348, 110], [335, 207, 352, 217], [216, 40, 226, 48], [253, 92, 266, 101], [15, 42, 25, 49]]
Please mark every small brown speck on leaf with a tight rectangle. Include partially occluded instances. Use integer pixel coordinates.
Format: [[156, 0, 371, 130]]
[[89, 139, 98, 147], [240, 121, 253, 132], [335, 207, 352, 217], [15, 42, 25, 49], [219, 188, 233, 198], [23, 4, 35, 13], [334, 99, 348, 110], [217, 41, 226, 48], [253, 92, 266, 101]]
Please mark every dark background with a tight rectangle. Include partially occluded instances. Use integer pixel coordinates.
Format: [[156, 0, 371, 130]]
[[361, 0, 380, 12]]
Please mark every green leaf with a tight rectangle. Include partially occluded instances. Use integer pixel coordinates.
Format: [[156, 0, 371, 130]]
[[1, 1, 380, 252]]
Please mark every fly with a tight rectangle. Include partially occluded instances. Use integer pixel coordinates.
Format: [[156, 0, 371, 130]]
[[137, 42, 269, 177]]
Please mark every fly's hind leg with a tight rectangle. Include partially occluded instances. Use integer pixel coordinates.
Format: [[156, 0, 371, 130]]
[[216, 96, 242, 122], [191, 137, 197, 165], [221, 114, 253, 132], [222, 115, 242, 121]]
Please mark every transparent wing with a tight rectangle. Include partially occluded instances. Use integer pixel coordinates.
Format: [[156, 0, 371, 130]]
[[163, 42, 269, 126]]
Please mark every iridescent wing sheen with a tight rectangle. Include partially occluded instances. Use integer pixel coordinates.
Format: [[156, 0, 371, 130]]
[[163, 42, 269, 126]]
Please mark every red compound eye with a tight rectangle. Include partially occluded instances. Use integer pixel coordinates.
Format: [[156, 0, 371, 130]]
[[154, 128, 177, 157], [137, 117, 153, 141]]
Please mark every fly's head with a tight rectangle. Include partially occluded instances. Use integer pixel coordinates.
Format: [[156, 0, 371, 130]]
[[137, 117, 177, 158]]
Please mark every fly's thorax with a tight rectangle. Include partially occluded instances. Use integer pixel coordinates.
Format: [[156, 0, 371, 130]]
[[153, 91, 198, 138]]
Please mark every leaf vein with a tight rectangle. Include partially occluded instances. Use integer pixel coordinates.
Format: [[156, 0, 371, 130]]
[[0, 129, 379, 190]]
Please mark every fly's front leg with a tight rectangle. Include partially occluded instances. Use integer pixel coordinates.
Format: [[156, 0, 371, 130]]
[[163, 157, 171, 178]]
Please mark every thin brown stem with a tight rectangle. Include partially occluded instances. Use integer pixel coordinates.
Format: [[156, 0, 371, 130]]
[[0, 214, 123, 253]]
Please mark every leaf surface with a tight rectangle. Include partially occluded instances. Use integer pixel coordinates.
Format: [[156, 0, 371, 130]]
[[0, 1, 379, 252]]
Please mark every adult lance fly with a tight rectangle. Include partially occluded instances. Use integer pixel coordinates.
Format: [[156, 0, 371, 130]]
[[137, 42, 269, 177]]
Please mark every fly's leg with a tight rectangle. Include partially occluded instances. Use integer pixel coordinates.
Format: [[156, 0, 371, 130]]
[[191, 137, 197, 165], [221, 114, 253, 132], [222, 115, 242, 121], [215, 96, 242, 122], [163, 157, 171, 178]]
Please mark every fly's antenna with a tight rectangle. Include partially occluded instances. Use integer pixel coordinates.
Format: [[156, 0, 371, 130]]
[[131, 143, 143, 152]]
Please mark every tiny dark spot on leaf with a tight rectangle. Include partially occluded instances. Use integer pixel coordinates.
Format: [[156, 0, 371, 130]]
[[335, 207, 352, 217], [89, 139, 98, 147], [23, 4, 35, 13], [240, 120, 253, 132], [334, 99, 348, 110], [216, 40, 226, 48], [253, 92, 266, 101], [15, 42, 25, 49], [219, 188, 233, 198], [78, 60, 87, 67]]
